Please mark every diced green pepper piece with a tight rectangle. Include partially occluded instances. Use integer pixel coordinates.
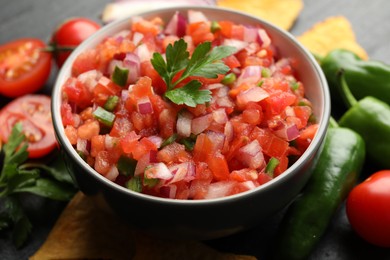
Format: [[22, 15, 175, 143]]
[[112, 65, 129, 87], [93, 106, 115, 127], [126, 176, 142, 192], [117, 155, 137, 177], [222, 73, 236, 85], [104, 95, 119, 112], [210, 21, 221, 33], [265, 157, 280, 177]]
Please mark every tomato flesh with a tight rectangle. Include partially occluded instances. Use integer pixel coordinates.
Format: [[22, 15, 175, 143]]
[[0, 39, 51, 98], [0, 95, 56, 158]]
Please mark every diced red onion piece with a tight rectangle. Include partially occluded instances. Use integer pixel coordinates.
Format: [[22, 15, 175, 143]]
[[177, 110, 193, 137], [105, 165, 119, 181], [134, 44, 151, 62], [76, 138, 89, 156], [137, 96, 153, 114], [191, 113, 213, 135], [223, 39, 249, 53], [206, 131, 226, 152], [274, 123, 300, 141], [105, 135, 119, 150], [147, 136, 163, 149], [77, 70, 102, 92], [204, 181, 236, 199], [145, 162, 173, 180], [108, 59, 124, 76], [185, 162, 196, 182], [240, 180, 257, 191], [258, 28, 271, 48], [132, 32, 144, 45], [239, 140, 264, 169], [212, 108, 228, 124], [164, 11, 187, 37], [188, 10, 209, 24], [236, 86, 269, 106], [244, 27, 259, 42], [123, 52, 141, 84], [237, 65, 262, 85], [168, 163, 189, 184]]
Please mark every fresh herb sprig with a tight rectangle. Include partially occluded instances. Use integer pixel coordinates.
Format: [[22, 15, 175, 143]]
[[151, 39, 236, 107], [0, 123, 77, 248]]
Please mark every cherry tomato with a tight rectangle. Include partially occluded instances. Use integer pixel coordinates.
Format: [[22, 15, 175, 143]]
[[0, 38, 52, 98], [0, 94, 57, 158], [51, 17, 101, 67], [346, 170, 390, 248]]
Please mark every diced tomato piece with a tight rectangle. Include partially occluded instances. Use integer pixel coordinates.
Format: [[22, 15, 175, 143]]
[[174, 181, 190, 200], [64, 125, 77, 145], [274, 154, 289, 177], [262, 91, 297, 118], [295, 124, 318, 153], [63, 77, 93, 108], [140, 61, 167, 95], [242, 105, 263, 125], [250, 127, 289, 158], [91, 135, 105, 157], [77, 119, 100, 140], [110, 116, 133, 138], [157, 142, 190, 164], [120, 131, 141, 154], [223, 55, 241, 70], [189, 179, 210, 200], [132, 137, 158, 160], [94, 150, 111, 175], [72, 49, 100, 76], [224, 135, 249, 162], [93, 76, 122, 106], [231, 24, 245, 40], [61, 102, 74, 126], [257, 172, 272, 185], [230, 168, 258, 182], [158, 108, 177, 138], [290, 105, 312, 129], [187, 21, 214, 45], [219, 21, 234, 38], [132, 17, 163, 36], [193, 133, 213, 162]]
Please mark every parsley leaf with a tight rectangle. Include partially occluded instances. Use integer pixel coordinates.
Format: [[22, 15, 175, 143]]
[[151, 39, 236, 107], [0, 123, 77, 248], [165, 80, 212, 107]]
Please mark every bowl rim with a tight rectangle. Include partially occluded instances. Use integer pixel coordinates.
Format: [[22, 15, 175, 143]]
[[52, 5, 331, 205]]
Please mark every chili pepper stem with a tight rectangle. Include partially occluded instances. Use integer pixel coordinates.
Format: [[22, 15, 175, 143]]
[[328, 116, 339, 128], [337, 70, 358, 108]]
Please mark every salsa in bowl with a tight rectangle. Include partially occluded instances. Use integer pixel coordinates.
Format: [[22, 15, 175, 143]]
[[52, 6, 330, 239]]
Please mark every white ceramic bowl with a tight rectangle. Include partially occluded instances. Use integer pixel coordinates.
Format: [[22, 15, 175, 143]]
[[52, 6, 330, 240]]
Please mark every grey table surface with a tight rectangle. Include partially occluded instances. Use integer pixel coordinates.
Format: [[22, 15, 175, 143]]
[[1, 0, 390, 259]]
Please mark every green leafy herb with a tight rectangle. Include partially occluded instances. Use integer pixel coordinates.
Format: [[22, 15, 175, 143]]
[[151, 39, 236, 107], [0, 123, 77, 248]]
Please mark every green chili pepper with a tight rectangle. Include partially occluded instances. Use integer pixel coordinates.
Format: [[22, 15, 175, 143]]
[[274, 124, 365, 260], [337, 73, 390, 168], [320, 49, 390, 111], [104, 95, 119, 112]]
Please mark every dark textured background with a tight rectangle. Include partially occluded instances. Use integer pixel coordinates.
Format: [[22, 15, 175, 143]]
[[1, 0, 390, 259]]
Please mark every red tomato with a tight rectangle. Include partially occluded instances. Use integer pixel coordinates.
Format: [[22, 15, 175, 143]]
[[0, 95, 56, 158], [346, 170, 390, 248], [51, 17, 101, 67], [0, 38, 52, 98]]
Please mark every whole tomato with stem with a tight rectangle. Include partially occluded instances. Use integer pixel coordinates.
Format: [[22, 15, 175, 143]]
[[0, 38, 52, 98], [50, 17, 101, 67], [346, 170, 390, 248]]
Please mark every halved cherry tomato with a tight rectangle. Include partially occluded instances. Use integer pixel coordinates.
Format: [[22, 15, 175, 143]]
[[0, 94, 56, 158], [0, 38, 52, 98], [346, 170, 390, 248], [51, 17, 101, 67]]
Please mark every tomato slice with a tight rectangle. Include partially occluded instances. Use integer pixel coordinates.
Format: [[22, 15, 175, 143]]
[[0, 38, 52, 98], [0, 95, 57, 158]]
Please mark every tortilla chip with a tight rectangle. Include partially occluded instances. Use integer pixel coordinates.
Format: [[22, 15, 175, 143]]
[[297, 16, 368, 60], [30, 192, 136, 260], [217, 0, 303, 30], [30, 192, 257, 260]]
